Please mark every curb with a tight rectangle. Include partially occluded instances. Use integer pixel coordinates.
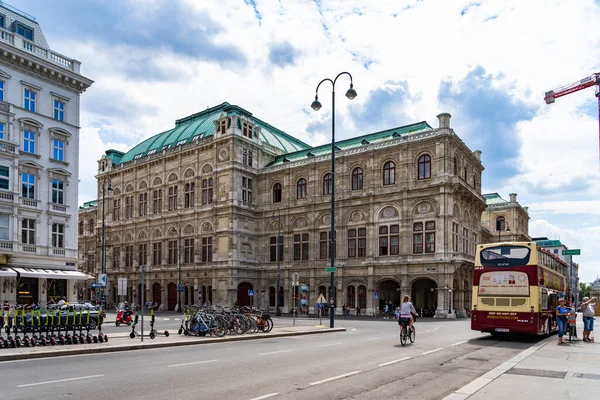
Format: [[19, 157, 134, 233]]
[[0, 327, 346, 362]]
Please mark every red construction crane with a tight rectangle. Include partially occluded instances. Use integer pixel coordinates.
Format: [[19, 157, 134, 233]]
[[544, 72, 600, 160]]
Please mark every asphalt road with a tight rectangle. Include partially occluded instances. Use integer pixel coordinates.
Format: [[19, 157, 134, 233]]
[[0, 317, 544, 400]]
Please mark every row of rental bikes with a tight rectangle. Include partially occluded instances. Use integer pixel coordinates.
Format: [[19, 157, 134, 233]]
[[178, 305, 274, 337], [0, 303, 108, 348]]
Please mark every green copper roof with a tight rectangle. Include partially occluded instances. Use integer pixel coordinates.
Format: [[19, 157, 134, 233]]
[[267, 121, 433, 167], [79, 200, 98, 210], [117, 102, 310, 165], [483, 193, 509, 205]]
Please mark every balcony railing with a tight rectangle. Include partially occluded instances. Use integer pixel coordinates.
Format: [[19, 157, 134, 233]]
[[51, 204, 67, 212], [0, 191, 14, 201], [21, 198, 38, 208], [0, 240, 13, 250]]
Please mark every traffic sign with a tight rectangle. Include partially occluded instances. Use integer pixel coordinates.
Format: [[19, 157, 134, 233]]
[[562, 249, 581, 256], [248, 289, 255, 296], [374, 292, 379, 299], [325, 267, 337, 273], [98, 273, 107, 287], [178, 283, 184, 292], [91, 282, 103, 289], [316, 294, 327, 304]]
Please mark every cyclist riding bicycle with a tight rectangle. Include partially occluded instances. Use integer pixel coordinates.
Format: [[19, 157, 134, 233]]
[[398, 295, 417, 331]]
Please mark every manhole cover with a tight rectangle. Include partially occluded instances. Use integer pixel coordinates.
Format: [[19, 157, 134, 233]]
[[506, 368, 567, 379], [573, 373, 600, 380]]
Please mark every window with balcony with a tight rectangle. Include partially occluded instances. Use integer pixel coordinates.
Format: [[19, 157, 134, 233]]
[[293, 233, 309, 261], [272, 182, 281, 203], [52, 223, 64, 248], [184, 182, 194, 208], [21, 218, 35, 244], [383, 161, 395, 185], [24, 89, 36, 112], [51, 179, 64, 204], [348, 228, 366, 258], [168, 185, 178, 211], [184, 238, 194, 263], [0, 165, 9, 190], [352, 168, 363, 190], [138, 192, 147, 216], [21, 173, 35, 199], [202, 178, 213, 204], [53, 139, 65, 161], [0, 213, 9, 240], [23, 130, 35, 153], [418, 154, 431, 180], [201, 237, 212, 262], [53, 100, 65, 122]]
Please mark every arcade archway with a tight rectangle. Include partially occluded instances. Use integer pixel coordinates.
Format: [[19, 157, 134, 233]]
[[411, 278, 437, 314]]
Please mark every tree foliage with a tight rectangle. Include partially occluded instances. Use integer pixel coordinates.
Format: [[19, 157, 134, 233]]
[[579, 282, 593, 300]]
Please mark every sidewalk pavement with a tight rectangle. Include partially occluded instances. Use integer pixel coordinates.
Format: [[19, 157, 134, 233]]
[[0, 324, 345, 362], [444, 317, 600, 399]]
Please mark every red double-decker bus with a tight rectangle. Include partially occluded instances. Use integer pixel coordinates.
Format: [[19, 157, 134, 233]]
[[471, 242, 569, 335]]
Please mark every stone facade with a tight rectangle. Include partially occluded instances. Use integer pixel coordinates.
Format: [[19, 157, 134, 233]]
[[480, 193, 531, 244], [78, 105, 485, 317]]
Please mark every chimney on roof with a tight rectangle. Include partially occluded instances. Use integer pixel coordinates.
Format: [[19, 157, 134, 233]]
[[437, 113, 452, 129], [473, 150, 482, 160], [509, 193, 517, 203]]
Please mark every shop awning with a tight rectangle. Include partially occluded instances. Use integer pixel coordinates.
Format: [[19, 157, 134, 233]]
[[0, 267, 16, 277], [11, 267, 89, 280]]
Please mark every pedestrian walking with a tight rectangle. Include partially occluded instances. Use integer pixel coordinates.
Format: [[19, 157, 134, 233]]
[[384, 303, 389, 319], [556, 298, 569, 345], [582, 296, 597, 342], [356, 305, 361, 316]]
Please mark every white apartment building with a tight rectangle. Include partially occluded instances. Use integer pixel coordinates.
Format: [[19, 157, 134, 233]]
[[0, 2, 92, 304]]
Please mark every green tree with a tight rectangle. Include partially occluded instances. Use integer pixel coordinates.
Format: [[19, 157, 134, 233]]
[[579, 282, 593, 301]]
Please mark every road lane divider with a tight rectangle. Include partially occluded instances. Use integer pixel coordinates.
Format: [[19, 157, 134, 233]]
[[249, 393, 279, 400], [17, 374, 105, 388], [318, 342, 343, 347], [451, 341, 467, 347], [361, 337, 380, 341], [167, 359, 219, 368], [378, 356, 412, 367], [309, 371, 361, 386], [259, 350, 293, 356], [422, 348, 442, 355]]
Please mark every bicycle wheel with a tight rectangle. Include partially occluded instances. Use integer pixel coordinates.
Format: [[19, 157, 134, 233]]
[[409, 326, 416, 343], [400, 326, 407, 346], [266, 318, 274, 333]]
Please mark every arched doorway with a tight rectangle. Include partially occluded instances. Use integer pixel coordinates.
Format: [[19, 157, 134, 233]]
[[152, 283, 162, 309], [167, 283, 177, 310], [411, 278, 437, 315], [378, 280, 400, 311], [237, 282, 253, 306]]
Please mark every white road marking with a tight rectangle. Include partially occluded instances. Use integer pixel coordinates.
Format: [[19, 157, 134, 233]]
[[249, 393, 279, 400], [318, 342, 343, 347], [18, 374, 105, 388], [175, 318, 180, 321], [378, 356, 412, 367], [361, 337, 380, 341], [167, 359, 219, 368], [351, 328, 357, 331], [259, 350, 293, 356], [310, 371, 361, 386], [422, 348, 443, 355], [451, 341, 467, 347], [163, 318, 170, 320]]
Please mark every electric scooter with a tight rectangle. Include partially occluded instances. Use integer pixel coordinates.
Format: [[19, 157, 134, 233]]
[[149, 308, 169, 339], [129, 311, 140, 339], [85, 310, 93, 343], [35, 308, 47, 346], [178, 307, 190, 335], [21, 307, 35, 347], [97, 306, 108, 343], [77, 309, 85, 344], [56, 308, 66, 345], [12, 308, 21, 348], [64, 307, 74, 345], [47, 308, 56, 346], [0, 307, 5, 348]]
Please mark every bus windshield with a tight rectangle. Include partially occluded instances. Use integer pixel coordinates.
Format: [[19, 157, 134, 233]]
[[480, 245, 531, 267]]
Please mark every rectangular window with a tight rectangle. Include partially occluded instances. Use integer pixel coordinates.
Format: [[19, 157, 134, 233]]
[[184, 238, 194, 263], [452, 222, 459, 252], [184, 182, 194, 208], [201, 237, 212, 262], [153, 189, 162, 213], [0, 122, 4, 140], [51, 223, 64, 248], [462, 227, 469, 255], [21, 218, 35, 244], [242, 177, 252, 204], [168, 186, 178, 211], [270, 236, 283, 262], [348, 228, 367, 258], [112, 198, 121, 221], [53, 139, 65, 161], [413, 222, 423, 254], [293, 233, 309, 261], [0, 213, 9, 240], [243, 148, 247, 165], [202, 178, 213, 204], [138, 193, 147, 216], [0, 165, 9, 190], [51, 179, 64, 204], [414, 221, 436, 254], [17, 24, 33, 40], [378, 225, 400, 256], [113, 247, 121, 269], [472, 232, 477, 256], [125, 245, 133, 268], [21, 173, 35, 199], [248, 150, 253, 167], [0, 16, 3, 29], [168, 240, 178, 264], [152, 242, 162, 265], [24, 89, 36, 112], [138, 244, 147, 266], [53, 100, 65, 122], [319, 231, 335, 259], [125, 196, 133, 218], [23, 130, 35, 153]]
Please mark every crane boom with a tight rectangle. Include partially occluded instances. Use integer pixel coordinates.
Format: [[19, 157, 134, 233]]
[[544, 72, 600, 162]]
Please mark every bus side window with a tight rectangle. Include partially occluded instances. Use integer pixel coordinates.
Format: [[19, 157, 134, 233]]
[[541, 290, 549, 310]]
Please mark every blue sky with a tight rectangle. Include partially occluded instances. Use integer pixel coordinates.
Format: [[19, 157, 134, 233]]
[[10, 0, 600, 282]]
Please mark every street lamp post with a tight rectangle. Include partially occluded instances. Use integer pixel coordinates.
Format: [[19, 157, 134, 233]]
[[311, 72, 357, 329], [272, 210, 282, 316], [101, 177, 113, 308]]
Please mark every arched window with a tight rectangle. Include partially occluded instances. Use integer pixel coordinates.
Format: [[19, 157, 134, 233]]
[[347, 285, 356, 308], [78, 221, 84, 235], [496, 216, 505, 231], [323, 173, 332, 195], [89, 219, 94, 233], [383, 161, 395, 185], [297, 178, 307, 199], [358, 285, 367, 309], [352, 167, 363, 190], [418, 154, 431, 180], [273, 183, 282, 203]]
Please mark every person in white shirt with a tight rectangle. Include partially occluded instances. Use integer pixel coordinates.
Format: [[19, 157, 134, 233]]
[[582, 296, 597, 342]]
